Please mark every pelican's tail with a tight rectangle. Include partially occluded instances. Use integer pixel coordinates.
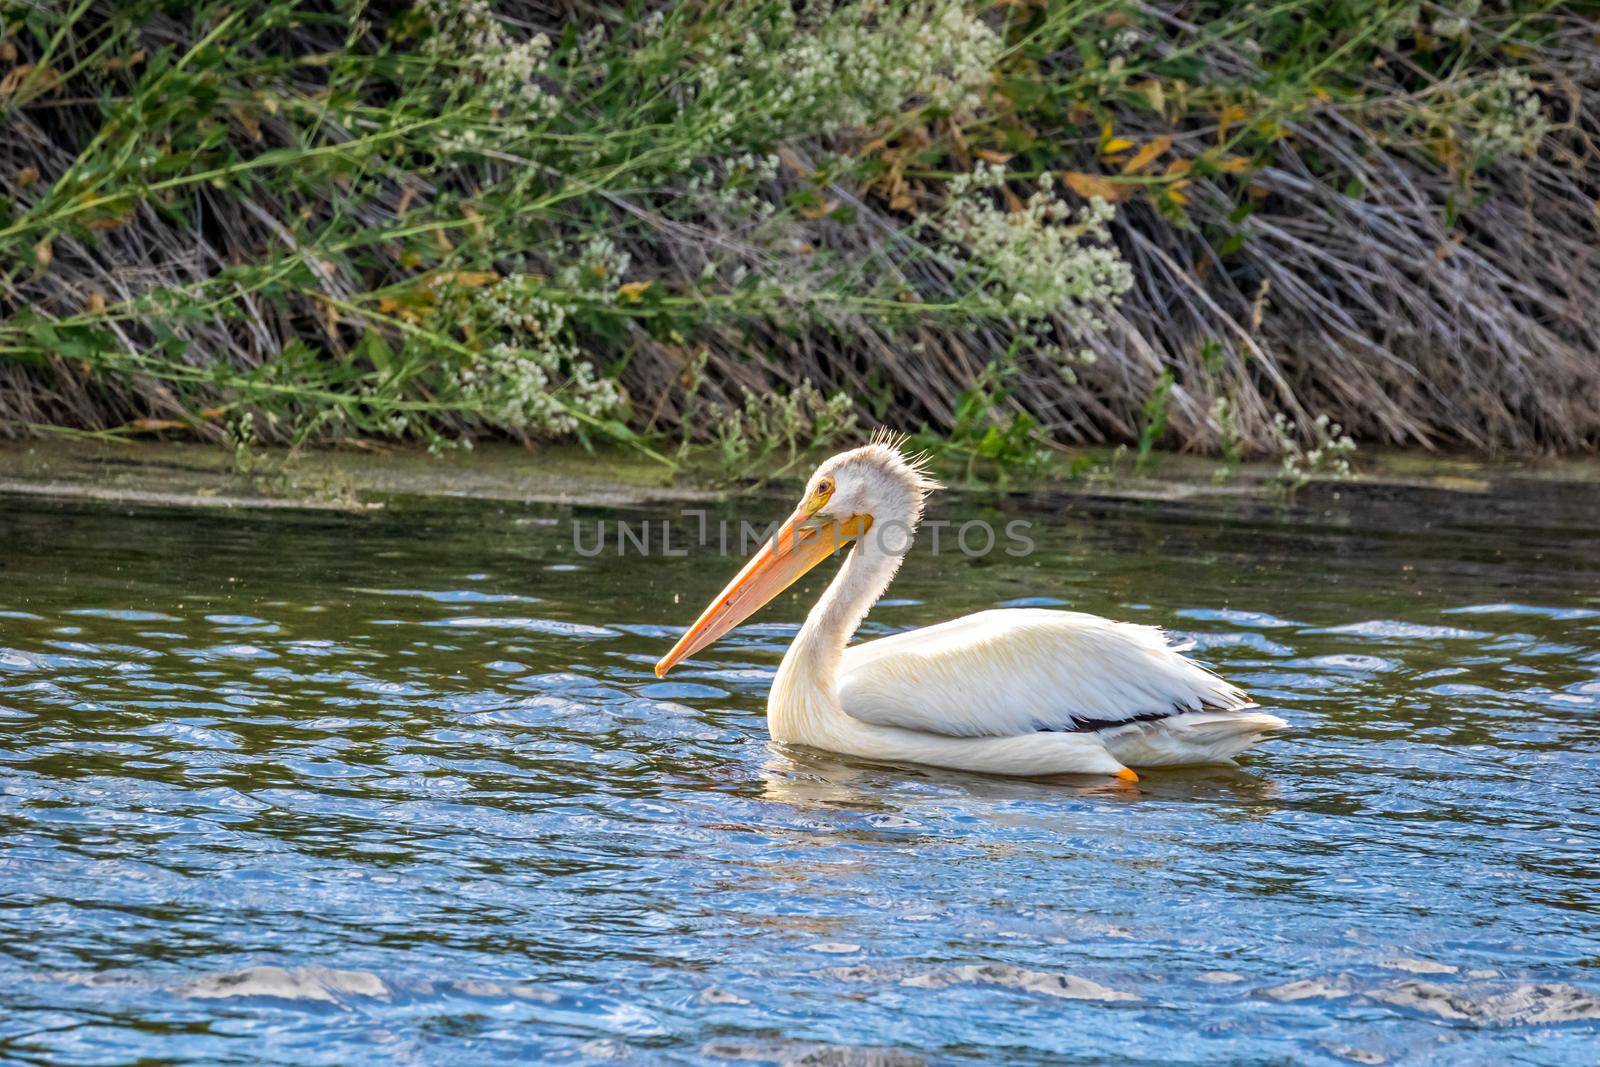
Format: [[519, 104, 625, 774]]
[[1097, 709, 1288, 768]]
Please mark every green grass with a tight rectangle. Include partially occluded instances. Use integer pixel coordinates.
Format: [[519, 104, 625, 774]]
[[1, 1, 1594, 478]]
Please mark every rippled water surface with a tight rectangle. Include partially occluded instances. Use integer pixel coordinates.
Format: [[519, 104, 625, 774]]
[[3, 483, 1600, 1065]]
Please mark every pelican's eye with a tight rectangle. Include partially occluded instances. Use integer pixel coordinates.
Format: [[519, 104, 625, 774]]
[[809, 478, 835, 511]]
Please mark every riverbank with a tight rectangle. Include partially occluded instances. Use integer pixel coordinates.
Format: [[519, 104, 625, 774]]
[[4, 3, 1595, 459], [4, 437, 1597, 528]]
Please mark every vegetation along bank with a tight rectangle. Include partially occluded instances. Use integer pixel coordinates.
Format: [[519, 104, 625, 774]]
[[1, 1, 1595, 478]]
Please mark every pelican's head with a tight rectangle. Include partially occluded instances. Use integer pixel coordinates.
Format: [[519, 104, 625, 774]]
[[804, 437, 941, 536], [655, 434, 939, 677]]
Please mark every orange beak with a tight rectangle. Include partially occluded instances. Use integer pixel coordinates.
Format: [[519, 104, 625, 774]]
[[655, 508, 871, 676]]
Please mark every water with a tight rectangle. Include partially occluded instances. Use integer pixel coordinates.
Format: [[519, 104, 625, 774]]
[[2, 482, 1599, 1065]]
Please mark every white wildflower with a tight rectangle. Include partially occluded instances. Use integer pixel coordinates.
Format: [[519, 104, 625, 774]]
[[448, 277, 625, 435], [1273, 410, 1356, 489], [937, 163, 1133, 329], [416, 0, 558, 120], [1432, 0, 1480, 40], [1437, 66, 1550, 160], [689, 2, 1002, 142], [553, 236, 632, 295]]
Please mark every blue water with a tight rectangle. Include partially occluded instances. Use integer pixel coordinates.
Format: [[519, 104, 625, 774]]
[[2, 484, 1599, 1065]]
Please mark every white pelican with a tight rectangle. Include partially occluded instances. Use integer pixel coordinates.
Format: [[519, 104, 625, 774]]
[[655, 438, 1285, 780]]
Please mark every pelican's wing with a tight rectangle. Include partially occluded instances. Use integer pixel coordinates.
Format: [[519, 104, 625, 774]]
[[838, 608, 1254, 738]]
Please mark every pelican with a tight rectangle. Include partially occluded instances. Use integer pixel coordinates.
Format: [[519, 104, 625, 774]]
[[655, 437, 1285, 780]]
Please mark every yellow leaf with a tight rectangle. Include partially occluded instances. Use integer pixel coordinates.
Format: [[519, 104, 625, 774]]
[[1121, 135, 1172, 175], [1102, 138, 1135, 155], [1165, 158, 1192, 177], [227, 104, 262, 142], [1062, 172, 1130, 203], [1218, 104, 1248, 143], [1132, 79, 1166, 115], [1167, 187, 1190, 205], [121, 419, 188, 434], [799, 198, 840, 220], [430, 271, 499, 289], [0, 64, 62, 101], [17, 166, 38, 187], [376, 298, 422, 323], [1430, 134, 1463, 175], [617, 281, 652, 301], [973, 148, 1011, 165]]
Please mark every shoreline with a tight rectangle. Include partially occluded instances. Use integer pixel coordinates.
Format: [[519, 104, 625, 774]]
[[1, 436, 1597, 520]]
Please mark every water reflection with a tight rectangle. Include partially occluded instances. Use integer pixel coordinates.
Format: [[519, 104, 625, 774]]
[[756, 747, 1280, 812]]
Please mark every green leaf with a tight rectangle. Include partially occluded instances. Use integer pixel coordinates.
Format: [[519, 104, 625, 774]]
[[25, 317, 59, 350], [55, 324, 115, 360], [360, 331, 394, 376]]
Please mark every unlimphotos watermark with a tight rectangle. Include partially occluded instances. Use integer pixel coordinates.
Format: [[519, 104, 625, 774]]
[[570, 510, 1036, 559]]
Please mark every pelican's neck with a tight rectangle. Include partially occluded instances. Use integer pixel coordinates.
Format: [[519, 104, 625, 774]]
[[769, 515, 911, 739], [799, 535, 904, 668]]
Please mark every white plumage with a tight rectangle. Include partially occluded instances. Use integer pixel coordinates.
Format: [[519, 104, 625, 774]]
[[840, 608, 1250, 735], [658, 437, 1286, 779]]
